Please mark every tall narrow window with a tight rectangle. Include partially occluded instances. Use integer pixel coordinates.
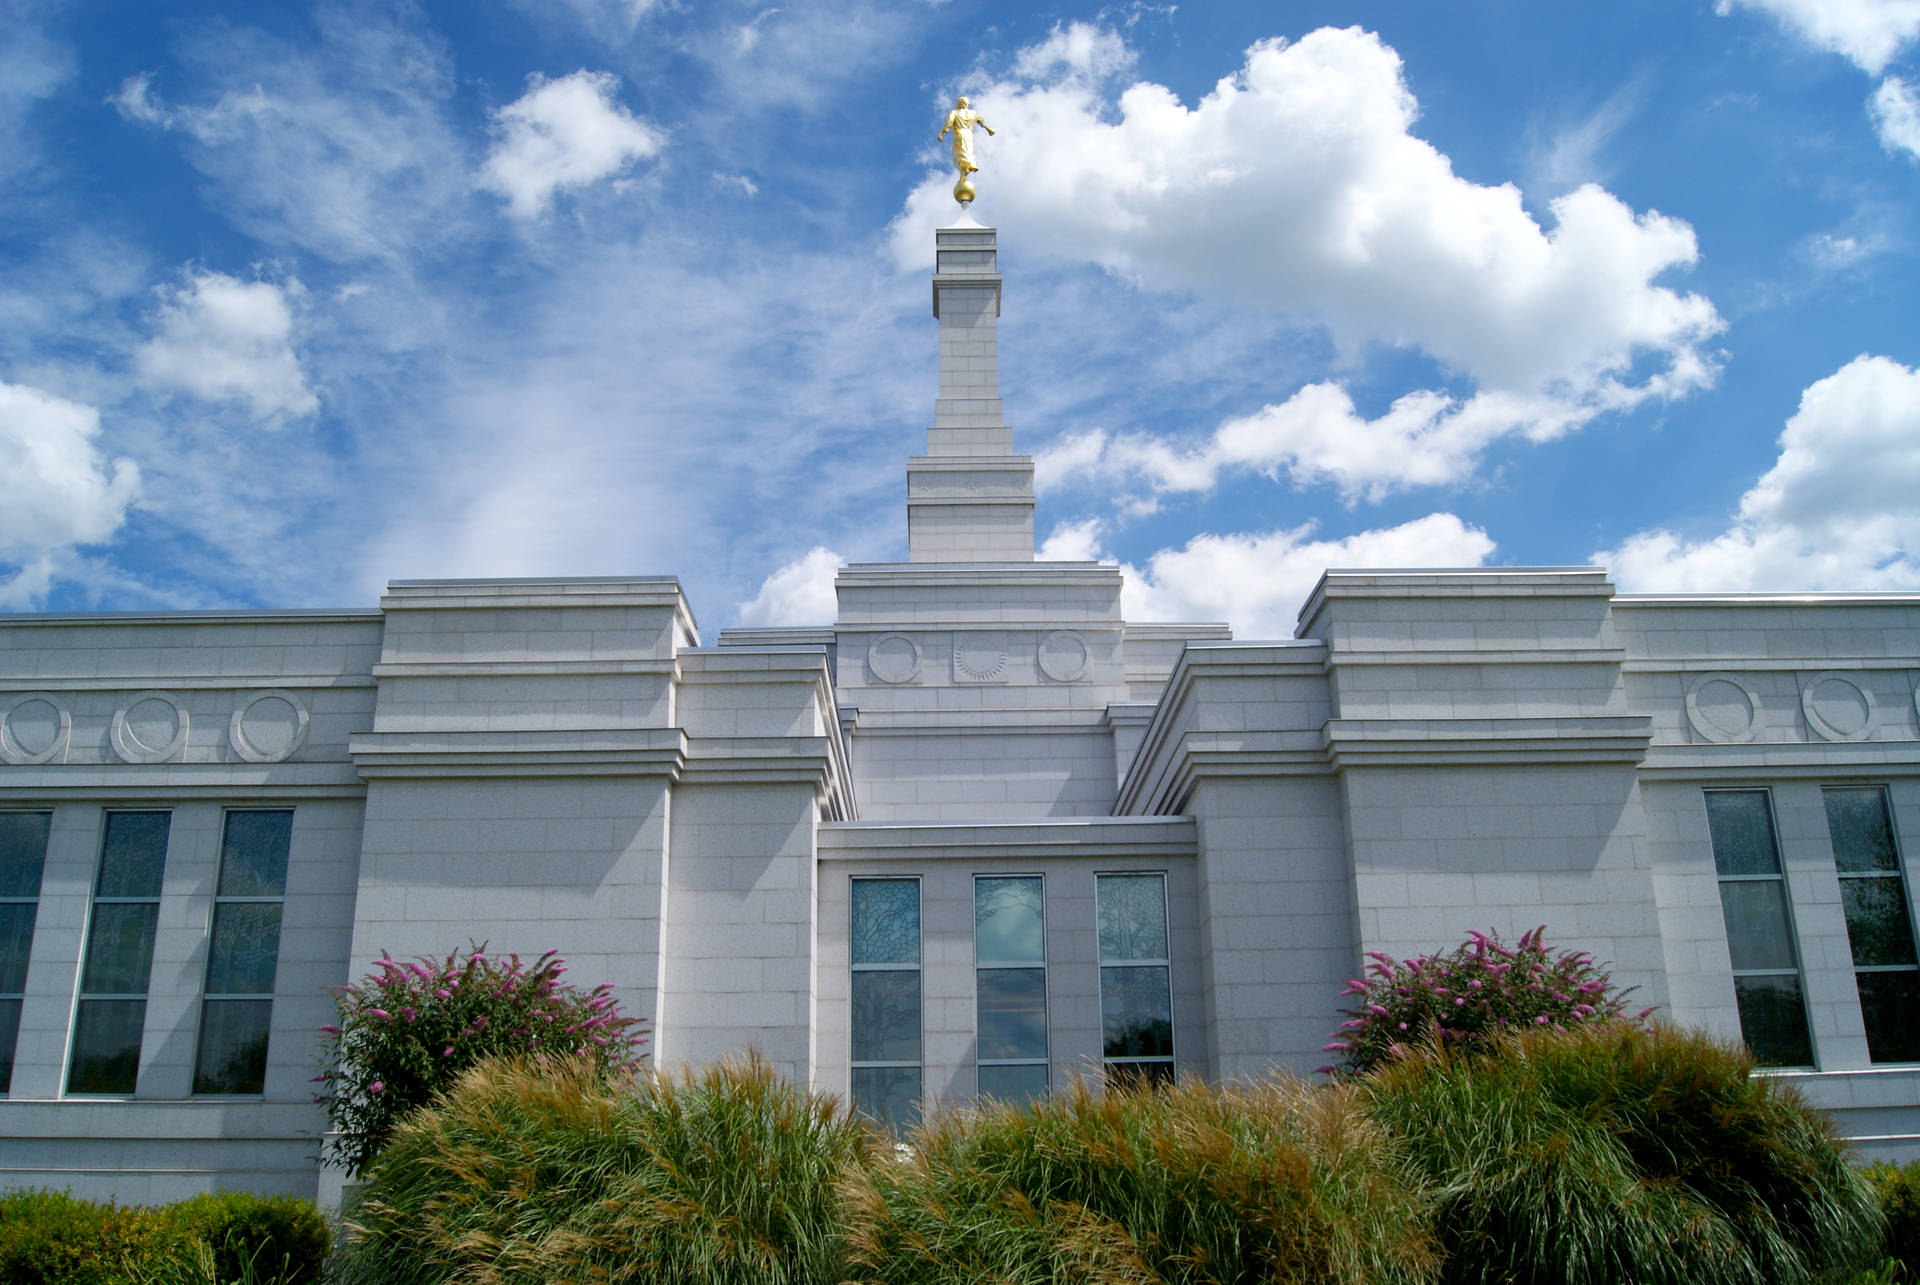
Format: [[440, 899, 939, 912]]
[[849, 877, 921, 1129], [0, 812, 52, 1094], [974, 875, 1047, 1101], [1824, 787, 1920, 1064], [194, 810, 292, 1095], [69, 811, 171, 1094], [1097, 873, 1174, 1087], [1704, 790, 1813, 1067]]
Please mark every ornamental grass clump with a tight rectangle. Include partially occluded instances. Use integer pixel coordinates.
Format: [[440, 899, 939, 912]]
[[315, 942, 648, 1176], [1362, 1021, 1885, 1285], [335, 1053, 874, 1285], [842, 1074, 1439, 1285], [1323, 926, 1642, 1076]]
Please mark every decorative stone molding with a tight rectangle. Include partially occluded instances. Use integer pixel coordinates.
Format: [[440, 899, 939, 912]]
[[952, 632, 1007, 683], [229, 690, 311, 763], [1800, 671, 1877, 743], [1685, 673, 1761, 745], [1036, 630, 1089, 682], [867, 633, 921, 685], [0, 692, 71, 765], [109, 690, 190, 764]]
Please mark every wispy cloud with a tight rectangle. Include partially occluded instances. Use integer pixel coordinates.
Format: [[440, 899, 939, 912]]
[[110, 8, 470, 264]]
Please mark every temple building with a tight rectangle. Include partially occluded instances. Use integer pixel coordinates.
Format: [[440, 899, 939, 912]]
[[1, 219, 1918, 1203]]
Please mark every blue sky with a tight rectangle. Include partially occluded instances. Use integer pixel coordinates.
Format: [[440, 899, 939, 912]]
[[3, 0, 1918, 638]]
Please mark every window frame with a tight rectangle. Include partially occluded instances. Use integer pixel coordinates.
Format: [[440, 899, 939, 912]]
[[972, 872, 1049, 1100], [67, 809, 172, 1097], [1096, 871, 1175, 1085], [1822, 784, 1920, 1065], [1702, 788, 1816, 1069], [191, 807, 293, 1096], [0, 811, 53, 1096], [848, 875, 923, 1128]]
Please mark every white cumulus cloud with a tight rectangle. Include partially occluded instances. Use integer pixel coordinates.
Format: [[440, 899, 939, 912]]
[[1037, 382, 1604, 505], [901, 27, 1722, 503], [1049, 512, 1494, 637], [0, 381, 142, 605], [1718, 0, 1920, 74], [481, 70, 663, 218], [1599, 355, 1920, 591], [1037, 518, 1108, 561], [1872, 75, 1920, 156], [136, 271, 318, 421], [734, 546, 845, 626]]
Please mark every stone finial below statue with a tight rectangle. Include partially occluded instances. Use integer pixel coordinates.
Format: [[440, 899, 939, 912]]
[[938, 96, 995, 205]]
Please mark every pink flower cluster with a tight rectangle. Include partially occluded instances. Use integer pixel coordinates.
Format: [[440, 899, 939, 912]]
[[314, 941, 651, 1178], [1320, 926, 1649, 1077]]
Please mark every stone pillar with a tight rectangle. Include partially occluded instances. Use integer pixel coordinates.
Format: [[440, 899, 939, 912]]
[[908, 224, 1035, 562]]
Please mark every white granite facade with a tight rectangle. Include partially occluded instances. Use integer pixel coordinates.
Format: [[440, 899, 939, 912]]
[[2, 224, 1917, 1203]]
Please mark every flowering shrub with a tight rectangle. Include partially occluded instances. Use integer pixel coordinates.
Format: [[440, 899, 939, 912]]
[[315, 943, 648, 1177], [1322, 926, 1646, 1076]]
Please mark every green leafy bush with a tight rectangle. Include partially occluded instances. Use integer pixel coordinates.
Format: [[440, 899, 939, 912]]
[[0, 1189, 184, 1285], [1324, 926, 1644, 1076], [0, 1187, 328, 1285], [1865, 1160, 1920, 1277], [843, 1075, 1438, 1285], [1362, 1021, 1885, 1285], [335, 1053, 870, 1285], [160, 1191, 329, 1284], [315, 942, 649, 1176]]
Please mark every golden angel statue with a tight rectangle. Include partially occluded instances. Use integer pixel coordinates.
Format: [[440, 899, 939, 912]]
[[938, 96, 995, 204]]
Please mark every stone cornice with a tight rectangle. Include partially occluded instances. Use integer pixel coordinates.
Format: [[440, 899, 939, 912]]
[[1322, 716, 1653, 770], [1636, 741, 1920, 780], [1296, 567, 1613, 636], [1324, 648, 1627, 667], [0, 764, 366, 799], [371, 660, 676, 678], [820, 815, 1195, 862], [350, 729, 686, 779]]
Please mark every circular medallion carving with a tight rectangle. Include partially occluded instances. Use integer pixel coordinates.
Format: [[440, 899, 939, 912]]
[[110, 690, 190, 764], [230, 690, 310, 763], [1801, 672, 1876, 743], [1036, 631, 1090, 682], [1685, 673, 1760, 745], [953, 633, 1007, 682], [868, 633, 921, 685], [0, 692, 71, 765]]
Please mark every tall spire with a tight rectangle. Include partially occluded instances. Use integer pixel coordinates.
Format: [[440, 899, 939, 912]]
[[906, 222, 1036, 561]]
